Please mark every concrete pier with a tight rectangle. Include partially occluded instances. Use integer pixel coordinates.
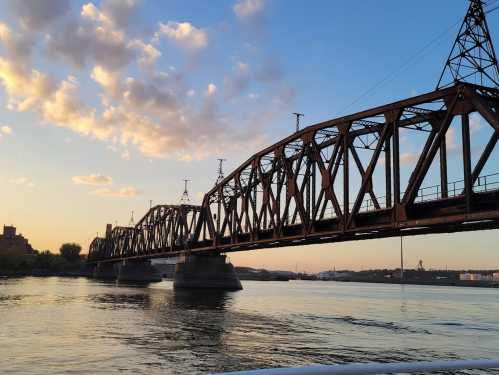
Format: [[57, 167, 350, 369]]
[[174, 254, 242, 290], [92, 262, 118, 279], [117, 260, 162, 283]]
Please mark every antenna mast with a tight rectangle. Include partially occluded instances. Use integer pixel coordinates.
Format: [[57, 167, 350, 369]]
[[437, 0, 499, 89], [292, 112, 304, 132], [180, 179, 190, 204], [216, 158, 226, 185]]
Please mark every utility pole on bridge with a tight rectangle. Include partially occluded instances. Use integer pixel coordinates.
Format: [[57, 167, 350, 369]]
[[180, 179, 190, 204], [216, 158, 226, 185], [293, 112, 304, 132]]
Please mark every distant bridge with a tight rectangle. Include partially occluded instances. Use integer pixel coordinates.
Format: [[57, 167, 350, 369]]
[[88, 0, 499, 264], [88, 83, 499, 263]]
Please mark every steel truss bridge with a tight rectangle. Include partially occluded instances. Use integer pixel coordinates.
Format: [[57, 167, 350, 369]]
[[88, 82, 499, 263]]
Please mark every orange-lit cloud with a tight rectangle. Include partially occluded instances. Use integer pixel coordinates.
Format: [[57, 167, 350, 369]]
[[91, 186, 138, 197], [72, 174, 113, 186]]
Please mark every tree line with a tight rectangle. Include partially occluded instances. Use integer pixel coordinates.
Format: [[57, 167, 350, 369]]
[[0, 243, 85, 274]]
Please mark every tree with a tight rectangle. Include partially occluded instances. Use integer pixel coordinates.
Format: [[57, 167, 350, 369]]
[[59, 243, 82, 263]]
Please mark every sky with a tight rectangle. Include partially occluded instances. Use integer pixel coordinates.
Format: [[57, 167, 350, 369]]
[[1, 0, 499, 272]]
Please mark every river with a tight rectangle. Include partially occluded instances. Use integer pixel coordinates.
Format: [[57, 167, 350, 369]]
[[0, 277, 498, 374]]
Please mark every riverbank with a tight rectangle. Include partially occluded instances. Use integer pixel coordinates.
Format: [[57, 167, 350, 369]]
[[332, 277, 499, 288]]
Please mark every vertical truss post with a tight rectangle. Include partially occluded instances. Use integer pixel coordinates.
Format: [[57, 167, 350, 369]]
[[393, 122, 400, 209], [342, 131, 350, 229], [385, 136, 392, 208], [306, 159, 311, 222], [462, 113, 472, 212], [311, 160, 316, 220], [440, 138, 448, 198]]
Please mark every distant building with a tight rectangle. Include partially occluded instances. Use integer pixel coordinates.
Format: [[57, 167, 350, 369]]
[[459, 273, 492, 281], [317, 270, 351, 280], [0, 225, 37, 255]]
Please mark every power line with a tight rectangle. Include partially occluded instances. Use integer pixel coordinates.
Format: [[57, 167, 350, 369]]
[[339, 0, 499, 114]]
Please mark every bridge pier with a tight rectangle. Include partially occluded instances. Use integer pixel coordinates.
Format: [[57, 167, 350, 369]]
[[174, 254, 242, 290], [117, 259, 162, 283], [92, 262, 118, 280]]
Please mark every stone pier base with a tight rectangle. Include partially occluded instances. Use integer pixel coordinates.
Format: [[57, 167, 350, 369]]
[[117, 260, 162, 283], [92, 262, 118, 279], [174, 255, 242, 290]]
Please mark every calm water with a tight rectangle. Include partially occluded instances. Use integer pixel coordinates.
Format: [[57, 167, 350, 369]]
[[1, 277, 499, 374]]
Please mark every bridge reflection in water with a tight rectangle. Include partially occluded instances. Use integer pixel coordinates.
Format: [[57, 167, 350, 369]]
[[88, 83, 499, 263]]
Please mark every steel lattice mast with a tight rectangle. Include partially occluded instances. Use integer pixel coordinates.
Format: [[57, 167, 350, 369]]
[[437, 0, 499, 89]]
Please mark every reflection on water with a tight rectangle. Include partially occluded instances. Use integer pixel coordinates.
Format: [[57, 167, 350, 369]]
[[0, 277, 499, 374]]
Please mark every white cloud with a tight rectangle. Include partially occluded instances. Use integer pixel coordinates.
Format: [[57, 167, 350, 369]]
[[9, 177, 35, 188], [42, 76, 114, 140], [206, 83, 217, 96], [121, 149, 130, 160], [234, 0, 265, 19], [1, 125, 12, 135], [91, 65, 121, 98], [400, 152, 418, 165], [72, 174, 113, 186], [446, 127, 457, 151], [154, 21, 208, 51], [0, 0, 293, 163], [91, 186, 138, 197], [470, 114, 481, 134], [0, 58, 55, 111]]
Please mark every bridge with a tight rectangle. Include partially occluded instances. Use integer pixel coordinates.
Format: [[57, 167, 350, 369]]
[[87, 0, 499, 288]]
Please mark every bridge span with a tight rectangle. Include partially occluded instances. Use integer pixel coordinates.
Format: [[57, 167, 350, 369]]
[[88, 83, 499, 264]]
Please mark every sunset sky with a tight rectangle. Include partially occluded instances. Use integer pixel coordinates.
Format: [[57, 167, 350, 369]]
[[1, 0, 499, 272]]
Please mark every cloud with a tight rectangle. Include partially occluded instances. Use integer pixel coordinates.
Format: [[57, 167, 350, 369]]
[[0, 58, 56, 111], [1, 125, 12, 135], [224, 61, 250, 98], [9, 177, 35, 188], [206, 83, 217, 96], [72, 174, 113, 186], [42, 76, 114, 139], [400, 152, 418, 165], [91, 186, 138, 197], [100, 0, 140, 30], [0, 0, 294, 163], [121, 149, 130, 160], [446, 127, 457, 151], [45, 18, 135, 70], [233, 0, 265, 20], [0, 22, 35, 67], [470, 114, 481, 134], [7, 0, 70, 30], [154, 21, 208, 51]]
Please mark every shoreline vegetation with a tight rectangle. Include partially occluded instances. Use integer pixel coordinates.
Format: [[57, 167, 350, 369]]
[[0, 243, 91, 278]]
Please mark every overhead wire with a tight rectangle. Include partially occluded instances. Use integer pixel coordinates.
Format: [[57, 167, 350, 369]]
[[339, 1, 499, 115]]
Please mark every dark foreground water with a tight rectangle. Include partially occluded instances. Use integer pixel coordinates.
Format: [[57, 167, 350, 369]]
[[1, 277, 499, 374]]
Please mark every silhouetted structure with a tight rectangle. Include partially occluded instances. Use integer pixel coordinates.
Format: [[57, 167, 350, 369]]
[[0, 225, 36, 255]]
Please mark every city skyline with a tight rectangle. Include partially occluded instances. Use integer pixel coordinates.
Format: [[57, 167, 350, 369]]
[[1, 0, 499, 272]]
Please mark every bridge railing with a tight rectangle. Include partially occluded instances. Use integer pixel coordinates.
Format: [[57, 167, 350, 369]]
[[319, 172, 499, 217]]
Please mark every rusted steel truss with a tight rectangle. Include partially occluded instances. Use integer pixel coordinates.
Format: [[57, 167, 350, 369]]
[[89, 204, 200, 261], [88, 83, 499, 263]]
